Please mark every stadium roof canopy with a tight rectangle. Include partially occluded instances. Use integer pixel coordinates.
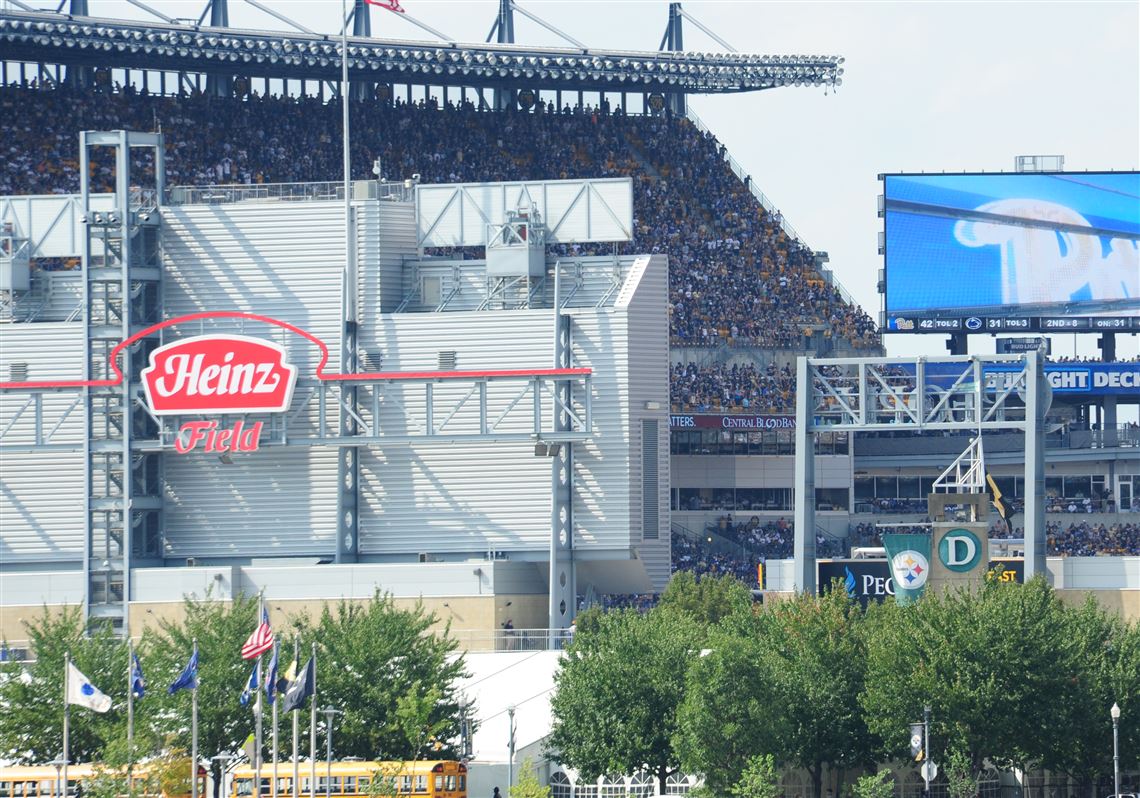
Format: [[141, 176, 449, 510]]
[[0, 8, 844, 96]]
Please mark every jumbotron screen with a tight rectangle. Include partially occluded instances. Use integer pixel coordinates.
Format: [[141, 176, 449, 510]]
[[881, 172, 1140, 334]]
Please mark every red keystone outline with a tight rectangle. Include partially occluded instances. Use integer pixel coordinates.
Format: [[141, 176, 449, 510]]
[[0, 311, 592, 391]]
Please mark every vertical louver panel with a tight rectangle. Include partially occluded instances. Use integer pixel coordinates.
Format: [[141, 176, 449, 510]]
[[642, 419, 659, 539]]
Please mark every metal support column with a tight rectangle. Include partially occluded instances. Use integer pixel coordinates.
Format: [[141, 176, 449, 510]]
[[350, 0, 373, 101], [494, 0, 517, 110], [335, 207, 359, 562], [1023, 351, 1047, 579], [65, 0, 92, 88], [80, 130, 164, 635], [793, 356, 815, 593], [663, 3, 686, 117], [206, 0, 233, 97], [549, 264, 575, 634]]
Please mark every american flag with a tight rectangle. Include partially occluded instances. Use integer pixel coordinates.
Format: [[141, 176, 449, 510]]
[[365, 0, 405, 12], [241, 607, 274, 660]]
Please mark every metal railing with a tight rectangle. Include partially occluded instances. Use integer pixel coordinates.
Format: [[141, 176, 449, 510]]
[[449, 628, 574, 652], [165, 180, 412, 206]]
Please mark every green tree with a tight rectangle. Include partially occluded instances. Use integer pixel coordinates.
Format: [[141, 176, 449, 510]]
[[141, 592, 262, 798], [678, 590, 873, 798], [851, 771, 894, 798], [754, 589, 876, 798], [729, 754, 780, 798], [658, 571, 753, 629], [675, 626, 777, 794], [295, 591, 468, 760], [1033, 595, 1140, 779], [860, 577, 1088, 778], [512, 759, 552, 798], [0, 605, 128, 763], [945, 749, 976, 798], [548, 606, 699, 795]]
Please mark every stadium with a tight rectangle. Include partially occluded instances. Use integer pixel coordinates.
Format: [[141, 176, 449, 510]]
[[0, 0, 1138, 795]]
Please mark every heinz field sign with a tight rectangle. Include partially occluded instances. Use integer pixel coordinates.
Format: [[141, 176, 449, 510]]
[[140, 334, 298, 454]]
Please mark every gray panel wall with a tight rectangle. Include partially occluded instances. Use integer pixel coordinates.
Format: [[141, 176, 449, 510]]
[[616, 255, 671, 588], [160, 201, 349, 559], [0, 322, 86, 563]]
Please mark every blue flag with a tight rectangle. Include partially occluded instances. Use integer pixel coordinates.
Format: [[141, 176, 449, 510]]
[[240, 662, 258, 707], [168, 646, 199, 694], [131, 652, 146, 700], [265, 642, 279, 705]]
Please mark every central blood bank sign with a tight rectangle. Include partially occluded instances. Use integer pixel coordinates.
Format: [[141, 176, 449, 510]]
[[140, 334, 298, 454], [670, 414, 797, 430]]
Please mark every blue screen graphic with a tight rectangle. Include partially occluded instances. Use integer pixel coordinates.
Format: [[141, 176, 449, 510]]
[[883, 173, 1140, 316]]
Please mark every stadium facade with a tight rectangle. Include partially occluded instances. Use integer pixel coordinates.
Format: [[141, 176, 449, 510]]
[[1, 150, 671, 644]]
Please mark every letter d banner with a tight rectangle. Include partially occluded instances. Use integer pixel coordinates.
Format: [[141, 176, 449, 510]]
[[882, 533, 932, 606]]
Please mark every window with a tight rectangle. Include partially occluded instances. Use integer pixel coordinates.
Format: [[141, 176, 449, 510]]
[[445, 776, 456, 792], [434, 776, 444, 793], [628, 774, 653, 798], [414, 776, 427, 793], [357, 778, 370, 793], [457, 777, 465, 793], [343, 777, 356, 794], [0, 781, 10, 798], [401, 776, 413, 793], [665, 774, 691, 796], [599, 776, 624, 798], [549, 773, 571, 798]]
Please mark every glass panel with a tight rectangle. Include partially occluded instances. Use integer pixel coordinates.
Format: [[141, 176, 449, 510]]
[[344, 777, 356, 794], [874, 476, 897, 499], [457, 777, 465, 793], [414, 776, 427, 793], [445, 777, 456, 791], [434, 777, 443, 792], [854, 477, 874, 501]]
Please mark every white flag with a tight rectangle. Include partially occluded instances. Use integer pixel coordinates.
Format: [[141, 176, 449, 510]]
[[67, 662, 112, 713]]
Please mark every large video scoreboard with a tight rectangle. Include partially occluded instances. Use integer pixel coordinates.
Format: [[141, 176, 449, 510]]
[[880, 172, 1140, 334]]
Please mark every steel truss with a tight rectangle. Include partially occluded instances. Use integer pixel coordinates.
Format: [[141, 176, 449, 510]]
[[793, 354, 1048, 592], [0, 369, 592, 452]]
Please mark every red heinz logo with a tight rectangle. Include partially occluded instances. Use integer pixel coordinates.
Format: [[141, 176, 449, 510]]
[[141, 334, 298, 416]]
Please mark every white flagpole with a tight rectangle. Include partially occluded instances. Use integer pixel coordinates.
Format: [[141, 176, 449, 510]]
[[62, 652, 70, 798], [292, 638, 300, 798], [127, 642, 135, 797], [272, 658, 279, 798], [191, 640, 199, 798], [309, 643, 316, 798], [255, 596, 265, 798]]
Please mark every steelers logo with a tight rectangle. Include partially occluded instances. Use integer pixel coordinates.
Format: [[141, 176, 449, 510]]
[[891, 550, 929, 590]]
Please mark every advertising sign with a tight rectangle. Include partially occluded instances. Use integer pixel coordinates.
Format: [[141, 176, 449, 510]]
[[882, 172, 1140, 331], [669, 414, 797, 430], [819, 558, 1024, 607], [140, 334, 299, 455]]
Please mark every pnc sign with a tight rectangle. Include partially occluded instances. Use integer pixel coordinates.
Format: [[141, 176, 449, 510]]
[[140, 334, 298, 455], [938, 528, 983, 572]]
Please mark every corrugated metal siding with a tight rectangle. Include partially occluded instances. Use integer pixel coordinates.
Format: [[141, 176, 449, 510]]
[[0, 322, 86, 563], [357, 307, 637, 557], [357, 201, 416, 323], [618, 255, 671, 588], [160, 200, 351, 558]]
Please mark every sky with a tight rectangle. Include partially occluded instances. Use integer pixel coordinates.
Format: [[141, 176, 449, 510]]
[[8, 0, 1139, 361]]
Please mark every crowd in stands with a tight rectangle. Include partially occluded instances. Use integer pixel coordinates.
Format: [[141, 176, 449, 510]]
[[671, 361, 796, 413], [1, 82, 880, 368], [1048, 521, 1140, 556]]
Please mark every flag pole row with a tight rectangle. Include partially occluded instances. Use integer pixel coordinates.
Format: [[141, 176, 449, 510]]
[[62, 606, 317, 798]]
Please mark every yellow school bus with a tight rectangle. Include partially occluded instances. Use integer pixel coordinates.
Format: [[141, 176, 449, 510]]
[[230, 762, 467, 798], [0, 763, 208, 798]]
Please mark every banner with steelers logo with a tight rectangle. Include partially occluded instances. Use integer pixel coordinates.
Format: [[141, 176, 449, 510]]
[[882, 533, 932, 606]]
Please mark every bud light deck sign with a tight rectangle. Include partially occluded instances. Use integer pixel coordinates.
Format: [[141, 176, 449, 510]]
[[140, 334, 299, 454]]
